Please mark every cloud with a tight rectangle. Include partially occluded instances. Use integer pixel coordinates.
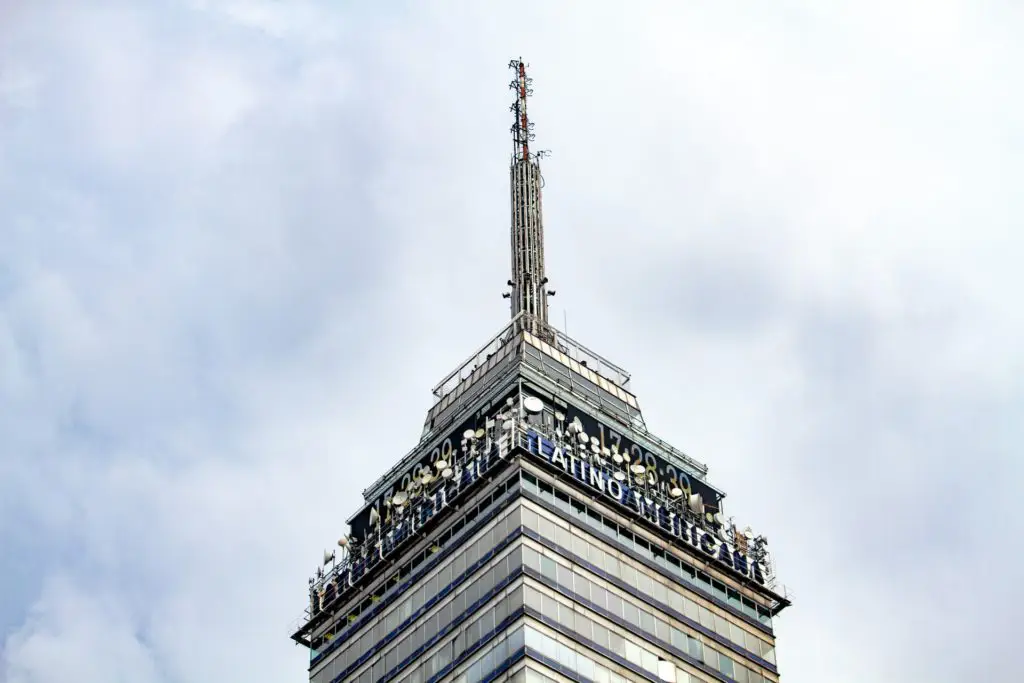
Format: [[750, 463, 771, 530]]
[[1, 1, 1021, 682]]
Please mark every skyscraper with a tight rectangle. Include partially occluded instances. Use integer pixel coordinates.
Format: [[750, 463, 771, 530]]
[[291, 59, 790, 683]]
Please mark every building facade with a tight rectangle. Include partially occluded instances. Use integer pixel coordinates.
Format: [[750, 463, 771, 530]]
[[290, 60, 789, 683]]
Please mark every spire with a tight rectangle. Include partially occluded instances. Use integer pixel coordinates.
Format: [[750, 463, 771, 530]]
[[505, 58, 554, 342]]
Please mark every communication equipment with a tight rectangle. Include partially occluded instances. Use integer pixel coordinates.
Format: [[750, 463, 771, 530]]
[[523, 396, 544, 413], [435, 459, 448, 470], [687, 493, 704, 515], [630, 464, 646, 475], [463, 429, 476, 441], [392, 491, 409, 508], [441, 467, 454, 479], [323, 549, 335, 566], [613, 471, 626, 481], [670, 486, 683, 498], [368, 508, 380, 527], [337, 534, 351, 548], [578, 432, 589, 443], [474, 428, 486, 439]]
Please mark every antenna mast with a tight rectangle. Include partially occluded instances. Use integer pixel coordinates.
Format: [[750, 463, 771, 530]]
[[505, 58, 554, 342]]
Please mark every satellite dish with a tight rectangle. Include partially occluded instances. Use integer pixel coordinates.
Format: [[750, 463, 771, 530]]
[[578, 432, 589, 443], [601, 447, 611, 457], [323, 549, 335, 565], [670, 486, 683, 498], [393, 491, 408, 507], [622, 452, 632, 462], [337, 535, 351, 548], [421, 472, 435, 486], [590, 436, 599, 446], [744, 526, 754, 539], [554, 411, 565, 422], [567, 419, 582, 434], [435, 459, 448, 470], [612, 453, 624, 464], [523, 396, 544, 414], [687, 493, 704, 515], [613, 471, 626, 481], [502, 420, 515, 431], [474, 428, 486, 439], [463, 429, 476, 441], [441, 467, 454, 479], [506, 397, 515, 407], [630, 464, 646, 475], [590, 443, 600, 453]]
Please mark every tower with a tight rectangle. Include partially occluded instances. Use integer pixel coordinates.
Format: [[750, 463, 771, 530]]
[[505, 59, 554, 343], [291, 60, 790, 683]]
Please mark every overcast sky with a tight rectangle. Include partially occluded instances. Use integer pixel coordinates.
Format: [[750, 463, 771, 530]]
[[1, 1, 1021, 681]]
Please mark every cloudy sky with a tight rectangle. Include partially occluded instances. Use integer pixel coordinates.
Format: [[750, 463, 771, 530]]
[[1, 1, 1021, 681]]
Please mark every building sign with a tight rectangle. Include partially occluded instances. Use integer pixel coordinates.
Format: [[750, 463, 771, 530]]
[[542, 398, 723, 514], [350, 389, 518, 540], [524, 429, 766, 585], [323, 441, 508, 610]]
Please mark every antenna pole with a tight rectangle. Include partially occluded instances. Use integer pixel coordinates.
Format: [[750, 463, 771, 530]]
[[507, 58, 553, 342]]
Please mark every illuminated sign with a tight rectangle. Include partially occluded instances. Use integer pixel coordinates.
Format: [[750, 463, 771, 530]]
[[350, 390, 518, 540], [327, 444, 507, 603], [524, 430, 766, 585], [540, 399, 723, 514]]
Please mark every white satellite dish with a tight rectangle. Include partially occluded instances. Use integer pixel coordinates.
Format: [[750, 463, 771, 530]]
[[687, 493, 704, 515], [578, 432, 589, 443], [502, 420, 515, 431], [590, 436, 599, 446], [612, 453, 624, 464], [523, 396, 544, 414], [421, 472, 435, 486], [613, 471, 626, 481], [622, 452, 632, 462], [463, 429, 476, 441], [474, 428, 486, 439], [601, 447, 610, 457], [435, 459, 448, 470], [590, 443, 600, 453], [441, 467, 454, 479], [393, 491, 408, 507], [506, 397, 515, 406], [323, 549, 335, 565], [744, 526, 754, 539], [554, 411, 565, 422], [670, 486, 683, 498], [337, 535, 351, 548], [630, 464, 646, 475]]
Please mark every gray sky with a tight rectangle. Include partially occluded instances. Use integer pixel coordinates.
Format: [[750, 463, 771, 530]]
[[1, 1, 1021, 681]]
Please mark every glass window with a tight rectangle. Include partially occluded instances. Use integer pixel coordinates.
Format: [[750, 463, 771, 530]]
[[540, 555, 557, 581], [622, 601, 640, 626], [719, 654, 735, 678], [687, 636, 703, 662]]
